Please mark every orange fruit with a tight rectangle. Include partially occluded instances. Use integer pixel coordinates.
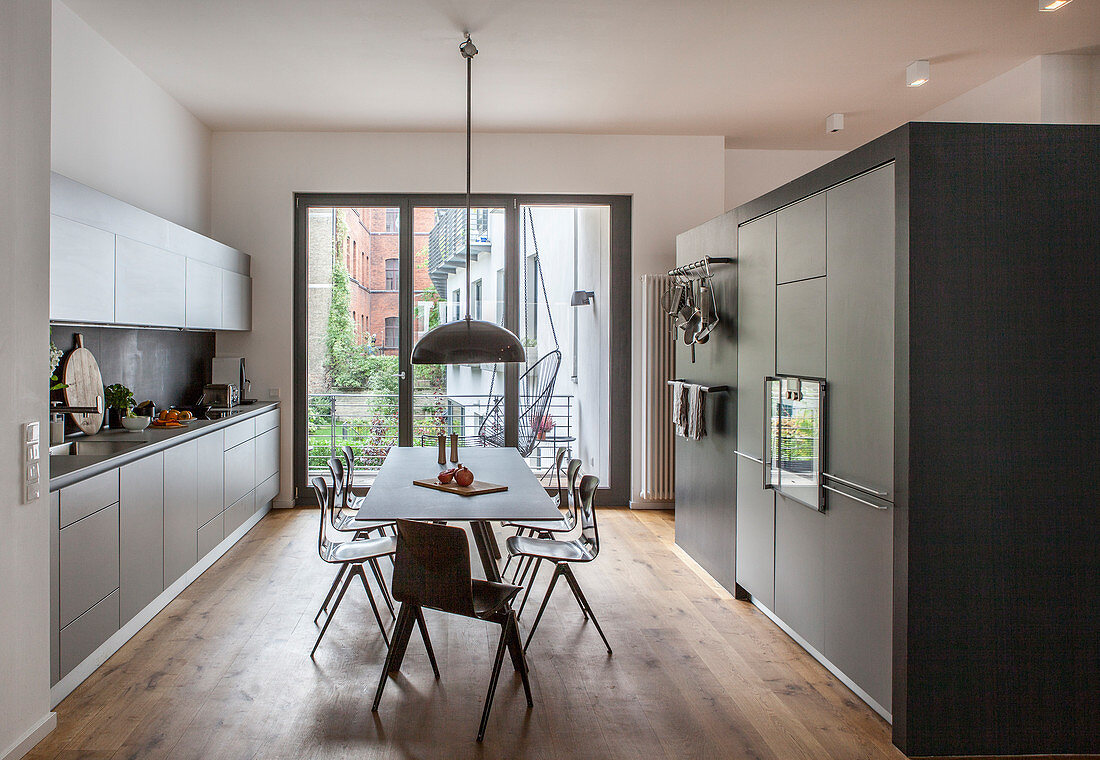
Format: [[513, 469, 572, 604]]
[[166, 410, 180, 421]]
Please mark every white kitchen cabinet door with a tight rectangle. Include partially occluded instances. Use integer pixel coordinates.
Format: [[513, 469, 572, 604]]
[[185, 259, 223, 329], [114, 236, 186, 326], [50, 215, 116, 323], [221, 270, 252, 331]]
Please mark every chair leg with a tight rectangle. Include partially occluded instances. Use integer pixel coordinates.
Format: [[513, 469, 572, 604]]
[[505, 611, 534, 706], [560, 563, 590, 620], [415, 607, 440, 679], [386, 602, 418, 674], [516, 558, 543, 619], [562, 565, 612, 655], [523, 564, 564, 652], [315, 563, 348, 624], [372, 604, 412, 711], [351, 564, 390, 648], [477, 618, 512, 742], [311, 567, 355, 658], [368, 557, 395, 616]]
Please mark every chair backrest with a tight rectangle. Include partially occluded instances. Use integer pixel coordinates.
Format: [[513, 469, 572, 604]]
[[550, 447, 567, 505], [392, 519, 477, 618], [561, 458, 583, 528], [477, 350, 562, 457], [576, 474, 600, 555], [327, 455, 348, 514], [311, 475, 335, 558], [340, 445, 356, 491]]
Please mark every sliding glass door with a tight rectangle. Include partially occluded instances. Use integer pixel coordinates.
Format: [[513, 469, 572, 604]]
[[294, 194, 630, 503]]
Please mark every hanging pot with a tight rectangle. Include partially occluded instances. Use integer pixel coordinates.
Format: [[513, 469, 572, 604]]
[[694, 278, 719, 344]]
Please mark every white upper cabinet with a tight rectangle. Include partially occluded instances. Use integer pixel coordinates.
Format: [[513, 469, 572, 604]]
[[114, 237, 186, 327], [49, 173, 251, 330], [49, 215, 116, 324]]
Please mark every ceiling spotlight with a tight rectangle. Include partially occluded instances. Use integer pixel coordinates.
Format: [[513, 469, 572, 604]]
[[825, 113, 845, 134], [906, 60, 930, 88], [1039, 0, 1073, 10]]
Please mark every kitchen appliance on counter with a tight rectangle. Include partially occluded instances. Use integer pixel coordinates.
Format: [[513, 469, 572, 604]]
[[212, 357, 253, 403], [202, 383, 239, 409], [763, 376, 825, 511]]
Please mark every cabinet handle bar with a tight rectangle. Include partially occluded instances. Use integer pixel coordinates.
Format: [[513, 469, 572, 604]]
[[823, 484, 888, 510], [822, 472, 888, 497], [734, 451, 764, 465]]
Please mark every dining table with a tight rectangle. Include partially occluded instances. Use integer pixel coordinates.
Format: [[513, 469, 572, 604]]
[[354, 446, 562, 582]]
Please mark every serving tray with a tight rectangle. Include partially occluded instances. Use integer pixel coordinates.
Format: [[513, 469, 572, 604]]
[[412, 478, 508, 497]]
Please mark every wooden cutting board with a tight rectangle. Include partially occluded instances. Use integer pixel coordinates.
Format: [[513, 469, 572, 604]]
[[413, 478, 508, 497], [62, 334, 104, 435]]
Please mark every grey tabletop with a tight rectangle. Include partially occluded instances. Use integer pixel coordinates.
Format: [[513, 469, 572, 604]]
[[356, 447, 560, 522]]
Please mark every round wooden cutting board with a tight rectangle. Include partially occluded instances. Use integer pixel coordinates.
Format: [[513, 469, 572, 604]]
[[62, 334, 105, 435]]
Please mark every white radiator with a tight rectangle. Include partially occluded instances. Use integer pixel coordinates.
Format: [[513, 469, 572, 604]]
[[637, 274, 675, 505]]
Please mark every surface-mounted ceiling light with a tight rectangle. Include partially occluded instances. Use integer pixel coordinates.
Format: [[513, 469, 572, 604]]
[[411, 34, 525, 366], [1039, 0, 1073, 10], [906, 60, 930, 88], [825, 113, 845, 134]]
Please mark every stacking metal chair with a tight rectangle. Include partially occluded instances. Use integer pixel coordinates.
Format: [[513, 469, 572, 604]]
[[501, 455, 582, 583], [507, 474, 612, 654], [310, 476, 431, 659], [340, 445, 396, 538], [372, 519, 532, 742], [314, 456, 395, 624]]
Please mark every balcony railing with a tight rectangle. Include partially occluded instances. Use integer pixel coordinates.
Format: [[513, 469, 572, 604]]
[[307, 392, 573, 482], [426, 208, 491, 295]]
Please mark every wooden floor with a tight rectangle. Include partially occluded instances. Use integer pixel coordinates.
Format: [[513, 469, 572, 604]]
[[28, 508, 905, 760]]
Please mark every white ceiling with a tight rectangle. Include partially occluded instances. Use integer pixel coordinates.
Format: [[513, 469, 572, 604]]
[[61, 0, 1100, 149]]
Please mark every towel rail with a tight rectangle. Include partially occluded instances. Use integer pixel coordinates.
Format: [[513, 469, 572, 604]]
[[667, 380, 729, 393]]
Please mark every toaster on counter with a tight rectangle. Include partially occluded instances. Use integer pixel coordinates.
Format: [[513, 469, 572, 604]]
[[203, 383, 240, 408]]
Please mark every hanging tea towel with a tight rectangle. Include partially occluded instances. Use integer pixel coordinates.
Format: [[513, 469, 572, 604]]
[[686, 383, 707, 440], [670, 381, 688, 437]]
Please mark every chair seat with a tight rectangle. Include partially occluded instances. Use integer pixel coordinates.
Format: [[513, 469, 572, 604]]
[[323, 535, 397, 564], [506, 534, 594, 563], [503, 515, 573, 534], [333, 509, 394, 533], [471, 579, 522, 618]]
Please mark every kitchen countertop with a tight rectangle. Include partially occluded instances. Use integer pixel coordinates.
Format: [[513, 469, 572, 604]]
[[49, 401, 279, 491]]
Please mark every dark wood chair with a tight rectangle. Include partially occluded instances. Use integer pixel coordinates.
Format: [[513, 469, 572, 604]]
[[372, 519, 533, 742], [507, 474, 612, 654]]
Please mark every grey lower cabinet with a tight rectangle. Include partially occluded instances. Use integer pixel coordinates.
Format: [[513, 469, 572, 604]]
[[57, 502, 119, 680], [773, 494, 826, 652], [163, 440, 198, 588], [195, 429, 225, 529], [825, 164, 895, 498], [224, 438, 256, 508], [734, 458, 774, 609], [823, 488, 893, 712], [120, 453, 165, 624]]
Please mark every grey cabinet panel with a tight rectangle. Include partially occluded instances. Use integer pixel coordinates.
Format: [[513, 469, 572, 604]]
[[734, 457, 775, 608], [221, 270, 252, 331], [120, 454, 165, 624], [776, 193, 827, 284], [736, 213, 776, 457], [774, 493, 826, 651], [60, 589, 119, 679], [223, 417, 256, 450], [197, 512, 224, 558], [49, 214, 116, 323], [60, 468, 119, 528], [776, 277, 826, 378], [196, 430, 225, 526], [256, 473, 279, 511], [59, 503, 119, 628], [50, 492, 60, 685], [224, 438, 256, 508], [224, 490, 255, 535], [255, 409, 279, 435], [185, 258, 223, 330], [824, 488, 893, 713], [825, 164, 896, 499], [163, 441, 198, 588], [114, 236, 186, 326], [255, 428, 279, 483]]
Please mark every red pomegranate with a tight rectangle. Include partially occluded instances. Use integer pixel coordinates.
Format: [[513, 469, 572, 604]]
[[437, 468, 456, 484], [454, 465, 474, 487]]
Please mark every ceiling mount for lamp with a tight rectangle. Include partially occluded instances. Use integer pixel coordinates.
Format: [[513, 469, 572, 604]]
[[906, 60, 930, 88], [410, 34, 525, 366]]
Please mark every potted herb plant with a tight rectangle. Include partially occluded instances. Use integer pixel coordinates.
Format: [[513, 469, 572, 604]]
[[104, 383, 134, 429]]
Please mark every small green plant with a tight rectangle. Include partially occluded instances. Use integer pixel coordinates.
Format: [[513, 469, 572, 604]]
[[104, 383, 134, 411], [49, 340, 67, 391]]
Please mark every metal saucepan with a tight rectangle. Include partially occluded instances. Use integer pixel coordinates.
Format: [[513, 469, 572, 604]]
[[694, 278, 720, 344]]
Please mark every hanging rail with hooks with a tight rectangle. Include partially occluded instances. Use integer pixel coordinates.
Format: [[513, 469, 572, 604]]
[[668, 256, 733, 279]]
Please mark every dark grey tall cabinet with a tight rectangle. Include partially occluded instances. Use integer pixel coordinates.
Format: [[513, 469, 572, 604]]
[[674, 122, 1100, 757]]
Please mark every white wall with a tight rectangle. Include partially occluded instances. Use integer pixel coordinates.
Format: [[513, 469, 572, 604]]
[[51, 0, 212, 234], [0, 1, 56, 757], [724, 149, 846, 211], [919, 57, 1043, 124], [211, 132, 725, 505], [1040, 55, 1100, 124]]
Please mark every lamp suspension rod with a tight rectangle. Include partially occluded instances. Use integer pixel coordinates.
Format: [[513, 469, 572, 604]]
[[464, 37, 473, 321]]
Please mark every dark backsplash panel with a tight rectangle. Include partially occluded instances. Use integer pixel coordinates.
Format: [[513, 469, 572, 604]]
[[51, 326, 214, 409]]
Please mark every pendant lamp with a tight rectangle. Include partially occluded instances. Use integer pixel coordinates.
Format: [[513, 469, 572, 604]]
[[411, 35, 526, 365]]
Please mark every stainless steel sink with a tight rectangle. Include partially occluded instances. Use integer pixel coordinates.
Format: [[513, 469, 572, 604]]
[[49, 440, 146, 457]]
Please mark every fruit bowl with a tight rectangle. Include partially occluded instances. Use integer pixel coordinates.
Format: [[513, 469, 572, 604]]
[[121, 416, 152, 431]]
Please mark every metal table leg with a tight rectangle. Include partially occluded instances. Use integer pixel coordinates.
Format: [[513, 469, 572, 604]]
[[470, 520, 502, 582]]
